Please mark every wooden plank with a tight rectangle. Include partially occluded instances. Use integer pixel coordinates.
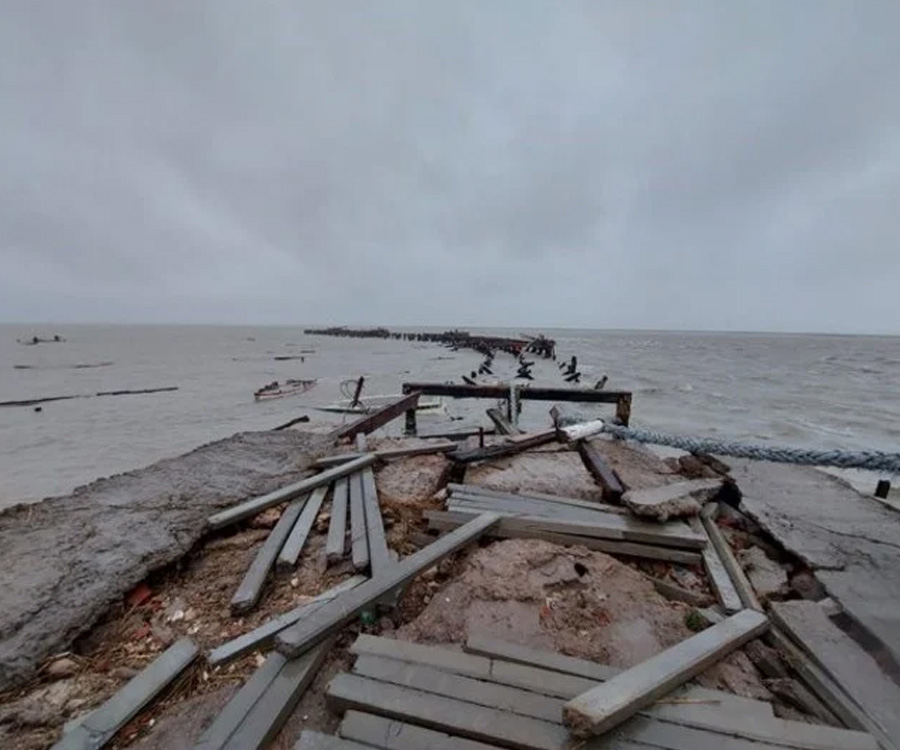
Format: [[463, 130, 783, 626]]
[[277, 485, 328, 571], [325, 477, 349, 565], [331, 392, 421, 442], [275, 514, 499, 658], [327, 672, 568, 750], [51, 639, 197, 750], [701, 513, 762, 611], [485, 407, 524, 435], [425, 507, 705, 549], [562, 609, 769, 737], [448, 483, 627, 513], [350, 634, 491, 678], [315, 441, 457, 468], [427, 510, 703, 565], [577, 439, 625, 502], [208, 576, 365, 666], [294, 731, 370, 750], [771, 601, 900, 748], [448, 497, 629, 525], [449, 491, 629, 517], [351, 652, 874, 750], [688, 517, 743, 614], [195, 652, 286, 750], [349, 472, 369, 571], [361, 467, 390, 576], [463, 635, 773, 720], [451, 430, 557, 464], [231, 498, 307, 614], [766, 627, 898, 750], [352, 654, 563, 722], [208, 454, 377, 530], [222, 641, 331, 750], [402, 382, 630, 404], [339, 711, 505, 750]]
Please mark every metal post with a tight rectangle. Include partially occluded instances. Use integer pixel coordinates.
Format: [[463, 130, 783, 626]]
[[404, 408, 417, 437]]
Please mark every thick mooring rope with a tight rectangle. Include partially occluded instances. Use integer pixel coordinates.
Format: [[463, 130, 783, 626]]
[[598, 423, 900, 474]]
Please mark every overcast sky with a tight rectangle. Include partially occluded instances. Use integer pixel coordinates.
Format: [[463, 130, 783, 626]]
[[1, 2, 899, 333]]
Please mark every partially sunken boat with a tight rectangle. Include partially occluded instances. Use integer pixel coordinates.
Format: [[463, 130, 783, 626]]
[[253, 378, 316, 401]]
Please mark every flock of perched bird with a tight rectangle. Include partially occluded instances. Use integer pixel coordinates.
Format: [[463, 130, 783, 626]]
[[460, 351, 608, 390]]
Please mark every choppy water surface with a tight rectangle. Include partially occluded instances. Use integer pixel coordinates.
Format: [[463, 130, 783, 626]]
[[1, 324, 898, 506]]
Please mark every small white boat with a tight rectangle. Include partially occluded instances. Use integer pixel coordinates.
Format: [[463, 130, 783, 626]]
[[315, 394, 445, 415], [254, 379, 317, 401]]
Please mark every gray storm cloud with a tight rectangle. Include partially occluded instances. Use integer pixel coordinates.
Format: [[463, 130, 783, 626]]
[[1, 1, 899, 332]]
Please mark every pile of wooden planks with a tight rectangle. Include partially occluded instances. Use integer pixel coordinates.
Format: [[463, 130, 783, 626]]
[[428, 483, 708, 565], [292, 631, 879, 750]]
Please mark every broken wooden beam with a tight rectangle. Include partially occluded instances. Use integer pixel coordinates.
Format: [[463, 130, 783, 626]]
[[275, 514, 499, 658], [418, 427, 497, 441], [576, 440, 625, 502], [447, 484, 625, 513], [276, 485, 328, 571], [426, 510, 703, 564], [771, 601, 900, 748], [361, 466, 390, 576], [272, 414, 310, 431], [450, 430, 557, 464], [231, 497, 308, 614], [208, 576, 365, 667], [315, 441, 457, 468], [485, 407, 523, 436], [349, 472, 370, 572], [687, 517, 742, 614], [427, 507, 706, 549], [402, 382, 630, 404], [208, 453, 377, 530], [325, 477, 350, 565], [53, 639, 197, 750], [700, 511, 762, 611], [562, 609, 768, 737], [331, 392, 421, 443]]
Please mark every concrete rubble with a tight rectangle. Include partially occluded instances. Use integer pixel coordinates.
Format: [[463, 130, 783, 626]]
[[0, 386, 897, 750]]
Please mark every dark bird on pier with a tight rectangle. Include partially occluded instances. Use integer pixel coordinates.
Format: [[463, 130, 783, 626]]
[[565, 371, 581, 383], [594, 375, 608, 390], [462, 375, 477, 385]]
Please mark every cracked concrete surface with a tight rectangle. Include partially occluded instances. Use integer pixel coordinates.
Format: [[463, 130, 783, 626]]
[[730, 458, 900, 667], [0, 430, 329, 691]]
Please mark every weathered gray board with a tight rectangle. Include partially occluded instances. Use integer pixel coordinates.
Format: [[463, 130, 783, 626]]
[[53, 638, 198, 750], [208, 576, 365, 666], [361, 467, 391, 576], [772, 600, 900, 748], [231, 497, 307, 614], [356, 635, 774, 721], [275, 514, 499, 657], [428, 507, 706, 549], [448, 484, 627, 513], [195, 652, 286, 750], [349, 648, 876, 750], [349, 472, 369, 571], [730, 460, 900, 668], [447, 495, 629, 523], [427, 510, 703, 565], [277, 485, 328, 570], [216, 642, 331, 750], [315, 441, 457, 468], [327, 672, 800, 750], [687, 517, 743, 614], [563, 609, 769, 737], [339, 711, 503, 750], [325, 477, 349, 564], [700, 512, 762, 611], [208, 453, 377, 530]]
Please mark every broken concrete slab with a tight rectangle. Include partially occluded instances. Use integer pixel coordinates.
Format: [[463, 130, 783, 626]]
[[739, 546, 789, 603], [730, 459, 900, 666], [0, 429, 329, 691], [622, 479, 723, 522]]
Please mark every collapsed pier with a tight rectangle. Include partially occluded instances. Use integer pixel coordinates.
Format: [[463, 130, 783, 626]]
[[1, 385, 899, 750]]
